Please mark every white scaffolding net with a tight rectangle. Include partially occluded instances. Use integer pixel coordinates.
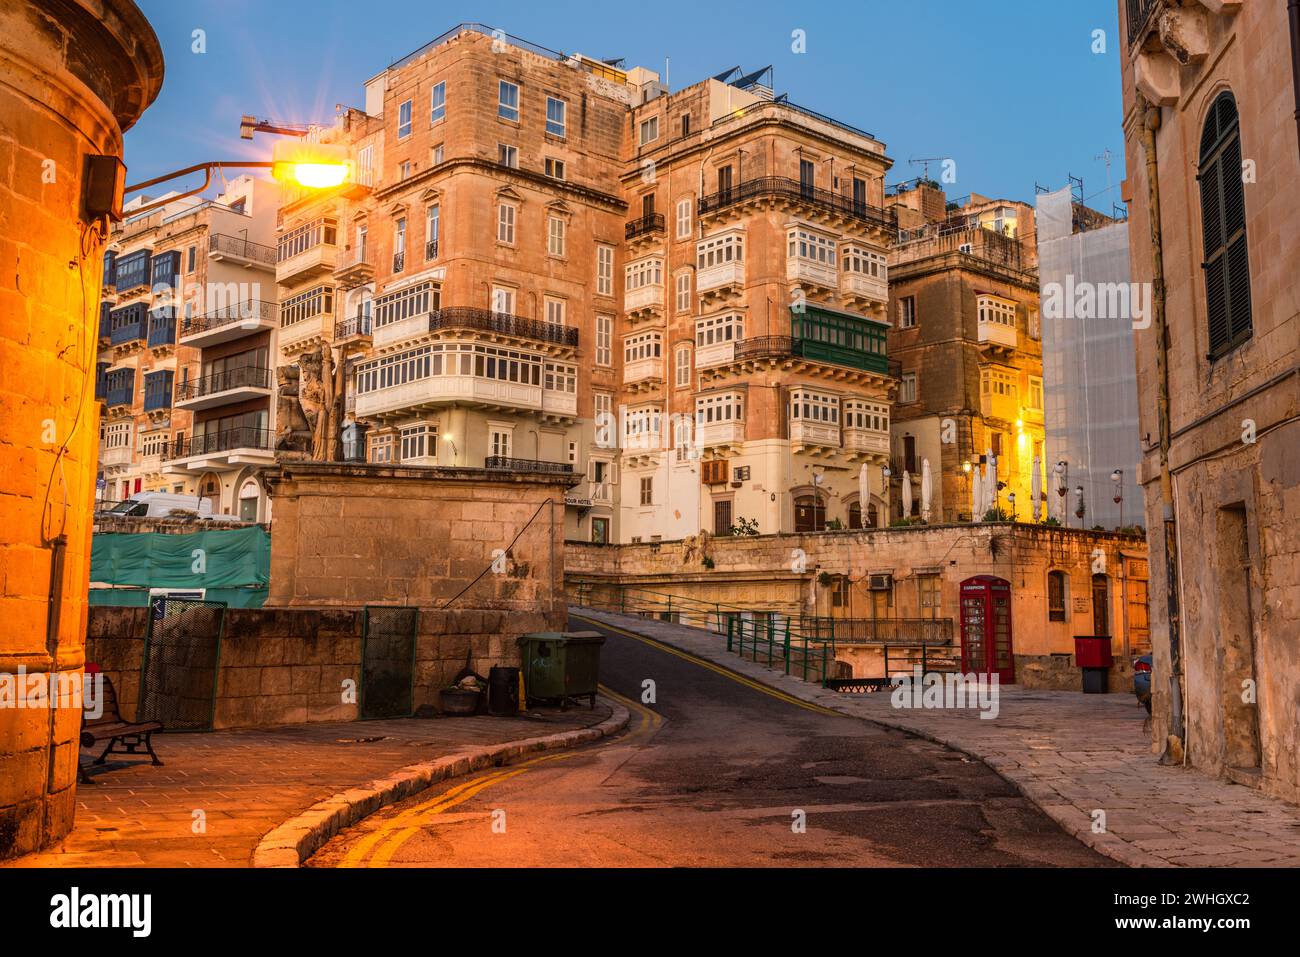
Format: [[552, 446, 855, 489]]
[[1036, 188, 1142, 530]]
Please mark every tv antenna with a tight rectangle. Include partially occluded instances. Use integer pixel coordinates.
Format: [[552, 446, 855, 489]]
[[909, 156, 948, 182]]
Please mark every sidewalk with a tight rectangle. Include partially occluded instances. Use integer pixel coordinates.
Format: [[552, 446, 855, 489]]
[[10, 705, 616, 868], [572, 607, 1300, 868]]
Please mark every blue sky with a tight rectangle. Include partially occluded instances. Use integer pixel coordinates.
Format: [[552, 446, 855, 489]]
[[129, 0, 1126, 212]]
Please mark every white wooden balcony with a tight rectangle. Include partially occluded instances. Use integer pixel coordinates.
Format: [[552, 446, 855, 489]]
[[697, 421, 745, 447], [843, 427, 890, 457], [842, 272, 888, 305], [372, 313, 431, 352], [278, 312, 333, 356], [978, 319, 1017, 350], [355, 375, 542, 419], [624, 284, 664, 318], [790, 420, 840, 450], [541, 390, 578, 418], [276, 242, 337, 285], [697, 261, 745, 303], [695, 340, 735, 370], [786, 257, 838, 291], [623, 357, 663, 385]]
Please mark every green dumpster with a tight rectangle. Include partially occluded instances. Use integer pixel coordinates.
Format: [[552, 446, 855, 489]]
[[517, 631, 605, 709]]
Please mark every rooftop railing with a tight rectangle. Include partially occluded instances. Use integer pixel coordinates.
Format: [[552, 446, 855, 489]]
[[698, 176, 895, 231]]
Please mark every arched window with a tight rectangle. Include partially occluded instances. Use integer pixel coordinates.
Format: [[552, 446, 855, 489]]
[[867, 503, 879, 528], [794, 494, 826, 532], [848, 500, 863, 529], [1199, 91, 1252, 359]]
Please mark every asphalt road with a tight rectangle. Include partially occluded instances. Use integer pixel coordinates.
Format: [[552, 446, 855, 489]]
[[308, 617, 1114, 867]]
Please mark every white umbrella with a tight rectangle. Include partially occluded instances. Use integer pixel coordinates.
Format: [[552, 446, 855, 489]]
[[971, 468, 983, 522], [858, 463, 870, 528], [985, 452, 998, 516], [1031, 456, 1043, 522], [901, 470, 913, 519], [920, 458, 932, 523]]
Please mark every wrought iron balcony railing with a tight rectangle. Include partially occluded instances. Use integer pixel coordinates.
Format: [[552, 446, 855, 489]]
[[335, 311, 373, 340], [176, 366, 272, 401], [181, 299, 277, 337], [1126, 0, 1162, 45], [484, 456, 575, 474], [698, 176, 895, 231], [425, 239, 438, 260], [209, 233, 276, 265], [393, 251, 405, 273], [427, 306, 579, 348], [171, 426, 274, 459], [625, 212, 665, 241]]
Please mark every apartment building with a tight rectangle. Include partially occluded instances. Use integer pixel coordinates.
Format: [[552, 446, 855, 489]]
[[272, 25, 897, 544], [97, 174, 279, 520], [883, 184, 1045, 523], [1121, 0, 1300, 801]]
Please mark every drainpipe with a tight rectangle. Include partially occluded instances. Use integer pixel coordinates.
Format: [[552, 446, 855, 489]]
[[1138, 94, 1185, 756], [1291, 0, 1300, 159]]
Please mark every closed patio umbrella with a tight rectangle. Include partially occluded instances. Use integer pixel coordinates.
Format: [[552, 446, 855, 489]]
[[858, 463, 870, 527], [901, 470, 913, 520], [971, 467, 983, 522], [985, 452, 998, 516], [920, 458, 932, 523], [1031, 455, 1043, 522]]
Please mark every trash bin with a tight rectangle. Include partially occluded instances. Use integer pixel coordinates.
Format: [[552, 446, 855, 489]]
[[517, 631, 605, 709], [1074, 636, 1113, 694], [488, 666, 520, 716]]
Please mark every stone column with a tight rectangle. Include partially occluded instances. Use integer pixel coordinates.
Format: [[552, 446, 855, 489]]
[[0, 0, 162, 858]]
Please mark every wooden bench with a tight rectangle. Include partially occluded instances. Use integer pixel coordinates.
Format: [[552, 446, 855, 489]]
[[79, 672, 163, 784]]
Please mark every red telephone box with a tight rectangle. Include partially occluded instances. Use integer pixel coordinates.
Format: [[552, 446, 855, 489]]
[[960, 575, 1015, 684]]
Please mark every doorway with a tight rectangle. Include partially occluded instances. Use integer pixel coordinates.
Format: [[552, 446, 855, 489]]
[[1091, 574, 1110, 636], [1217, 505, 1261, 775]]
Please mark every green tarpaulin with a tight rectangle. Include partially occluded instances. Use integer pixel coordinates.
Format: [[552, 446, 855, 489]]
[[89, 526, 270, 607]]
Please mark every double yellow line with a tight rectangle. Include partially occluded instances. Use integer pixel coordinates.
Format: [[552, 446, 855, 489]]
[[569, 613, 845, 718], [339, 685, 661, 867]]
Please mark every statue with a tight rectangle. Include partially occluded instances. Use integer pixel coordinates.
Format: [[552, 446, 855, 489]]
[[681, 529, 714, 566], [274, 365, 312, 457]]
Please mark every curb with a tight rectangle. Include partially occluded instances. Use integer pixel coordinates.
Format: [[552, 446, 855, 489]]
[[251, 699, 631, 867], [575, 608, 1164, 869]]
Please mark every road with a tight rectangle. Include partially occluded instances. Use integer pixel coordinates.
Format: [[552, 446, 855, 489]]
[[308, 616, 1114, 867]]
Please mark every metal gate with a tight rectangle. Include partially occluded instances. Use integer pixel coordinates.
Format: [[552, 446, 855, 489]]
[[138, 598, 227, 731], [360, 606, 419, 719]]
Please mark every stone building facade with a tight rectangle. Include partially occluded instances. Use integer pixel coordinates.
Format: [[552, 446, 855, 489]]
[[0, 0, 162, 859], [884, 185, 1046, 524], [1121, 0, 1300, 802], [97, 175, 280, 520], [271, 25, 896, 546]]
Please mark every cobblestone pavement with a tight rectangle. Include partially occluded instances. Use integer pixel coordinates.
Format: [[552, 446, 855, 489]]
[[571, 608, 1300, 868], [8, 706, 611, 868]]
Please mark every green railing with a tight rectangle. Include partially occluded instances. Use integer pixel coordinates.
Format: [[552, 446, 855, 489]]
[[569, 580, 837, 683]]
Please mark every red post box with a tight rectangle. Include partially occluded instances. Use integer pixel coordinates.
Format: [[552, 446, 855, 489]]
[[1073, 636, 1114, 669]]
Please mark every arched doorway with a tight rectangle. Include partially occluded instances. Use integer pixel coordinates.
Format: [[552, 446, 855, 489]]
[[238, 478, 262, 522]]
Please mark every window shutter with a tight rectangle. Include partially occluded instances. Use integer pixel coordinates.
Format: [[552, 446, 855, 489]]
[[1226, 235, 1252, 345], [1199, 91, 1252, 360]]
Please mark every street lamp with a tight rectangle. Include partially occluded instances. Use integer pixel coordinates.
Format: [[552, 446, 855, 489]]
[[1111, 468, 1124, 529], [1007, 491, 1016, 522]]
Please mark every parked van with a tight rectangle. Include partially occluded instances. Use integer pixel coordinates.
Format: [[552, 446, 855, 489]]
[[97, 492, 242, 522]]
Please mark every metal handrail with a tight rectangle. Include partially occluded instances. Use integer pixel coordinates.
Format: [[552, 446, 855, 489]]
[[484, 456, 575, 474], [625, 212, 665, 240], [1126, 0, 1162, 45], [181, 300, 277, 336], [209, 233, 275, 265], [427, 306, 579, 347], [176, 366, 272, 401], [170, 426, 273, 459], [799, 616, 955, 645], [698, 175, 895, 230], [335, 311, 373, 339]]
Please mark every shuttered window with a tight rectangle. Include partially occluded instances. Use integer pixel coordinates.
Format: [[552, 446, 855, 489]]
[[1199, 91, 1252, 360]]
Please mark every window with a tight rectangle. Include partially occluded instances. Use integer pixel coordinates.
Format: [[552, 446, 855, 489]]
[[844, 399, 889, 432], [280, 285, 334, 326], [545, 96, 566, 137], [980, 368, 1017, 400], [186, 246, 196, 272], [977, 295, 1016, 327], [398, 98, 412, 138], [799, 158, 815, 191], [431, 144, 444, 165], [900, 372, 917, 404], [695, 391, 744, 425], [832, 576, 850, 609], [852, 176, 868, 212], [369, 432, 396, 464], [695, 313, 743, 346], [497, 144, 518, 168], [623, 331, 662, 363], [491, 286, 515, 315], [1199, 91, 1252, 358], [426, 205, 439, 259], [794, 495, 826, 532], [675, 273, 691, 313], [681, 114, 691, 137], [399, 160, 411, 180], [623, 405, 662, 449], [899, 296, 917, 328], [394, 217, 406, 265], [1028, 308, 1041, 340], [591, 516, 609, 544], [498, 80, 519, 121], [990, 431, 1003, 458], [400, 423, 436, 461], [786, 228, 837, 266], [489, 427, 512, 459], [544, 297, 566, 327], [717, 164, 733, 197], [903, 435, 917, 473], [497, 203, 516, 244], [547, 215, 566, 257], [374, 281, 437, 329], [1048, 571, 1067, 622], [713, 498, 732, 534], [596, 245, 614, 296], [430, 81, 446, 122], [676, 198, 692, 239], [918, 574, 940, 619], [696, 232, 744, 270], [844, 246, 886, 281], [639, 116, 659, 145], [544, 157, 566, 179], [675, 345, 691, 387], [624, 257, 663, 292], [357, 144, 375, 185], [1028, 376, 1043, 411], [543, 361, 576, 393], [595, 315, 612, 366], [640, 476, 653, 506], [593, 392, 613, 445], [789, 389, 838, 424]]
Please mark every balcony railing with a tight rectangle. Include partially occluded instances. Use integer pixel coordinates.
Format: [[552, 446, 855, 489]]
[[176, 366, 272, 402], [425, 239, 438, 260], [625, 212, 665, 241], [209, 233, 276, 266], [182, 299, 277, 337], [698, 176, 895, 231], [428, 306, 579, 348], [1126, 0, 1161, 45], [171, 427, 274, 459], [335, 311, 373, 340], [484, 456, 575, 474], [393, 251, 405, 273]]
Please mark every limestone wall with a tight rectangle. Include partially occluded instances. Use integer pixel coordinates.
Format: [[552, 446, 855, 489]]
[[85, 603, 548, 729]]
